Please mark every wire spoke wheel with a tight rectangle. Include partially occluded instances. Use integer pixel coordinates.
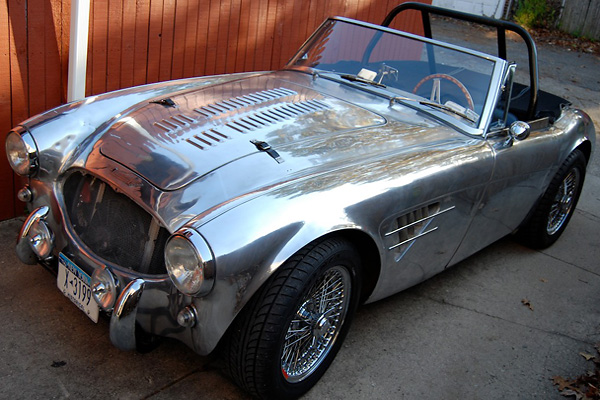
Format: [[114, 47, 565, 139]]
[[281, 265, 351, 383], [547, 168, 580, 235], [515, 149, 586, 249], [223, 237, 361, 399]]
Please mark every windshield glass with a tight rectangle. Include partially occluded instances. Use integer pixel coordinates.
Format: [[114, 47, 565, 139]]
[[287, 19, 499, 128]]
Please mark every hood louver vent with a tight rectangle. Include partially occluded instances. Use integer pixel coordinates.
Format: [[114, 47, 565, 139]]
[[150, 87, 331, 150], [193, 87, 298, 118], [153, 87, 298, 135], [223, 99, 330, 135]]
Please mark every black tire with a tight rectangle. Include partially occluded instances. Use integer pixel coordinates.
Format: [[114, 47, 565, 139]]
[[135, 323, 162, 353], [516, 149, 586, 249], [223, 237, 362, 399]]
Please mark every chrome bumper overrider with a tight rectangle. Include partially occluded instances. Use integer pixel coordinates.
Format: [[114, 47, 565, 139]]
[[16, 206, 52, 265], [110, 279, 145, 351]]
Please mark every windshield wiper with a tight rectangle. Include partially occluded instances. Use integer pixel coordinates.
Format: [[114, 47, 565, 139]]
[[340, 74, 386, 88], [390, 96, 478, 123], [419, 100, 478, 123]]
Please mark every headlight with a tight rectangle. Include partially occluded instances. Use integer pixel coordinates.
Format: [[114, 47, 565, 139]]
[[165, 230, 214, 296], [6, 130, 38, 176]]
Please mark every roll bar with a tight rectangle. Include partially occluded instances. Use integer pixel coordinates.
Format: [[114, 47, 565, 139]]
[[382, 2, 538, 120]]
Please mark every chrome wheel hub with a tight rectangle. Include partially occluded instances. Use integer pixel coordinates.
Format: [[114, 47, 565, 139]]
[[281, 266, 351, 383], [547, 168, 580, 235]]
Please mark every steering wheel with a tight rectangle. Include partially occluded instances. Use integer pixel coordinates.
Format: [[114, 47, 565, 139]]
[[412, 73, 475, 110]]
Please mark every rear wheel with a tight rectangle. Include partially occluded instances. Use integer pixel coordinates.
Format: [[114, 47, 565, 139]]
[[516, 149, 586, 248], [223, 237, 361, 399]]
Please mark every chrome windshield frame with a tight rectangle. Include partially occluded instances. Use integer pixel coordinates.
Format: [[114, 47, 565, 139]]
[[285, 17, 509, 137]]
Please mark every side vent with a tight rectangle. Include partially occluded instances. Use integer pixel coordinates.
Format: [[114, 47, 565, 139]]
[[384, 203, 455, 256]]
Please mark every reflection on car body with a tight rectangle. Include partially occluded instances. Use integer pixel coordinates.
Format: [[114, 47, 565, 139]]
[[5, 3, 595, 399]]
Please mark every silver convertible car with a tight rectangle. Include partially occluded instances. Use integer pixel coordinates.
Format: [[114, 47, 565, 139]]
[[5, 3, 595, 399]]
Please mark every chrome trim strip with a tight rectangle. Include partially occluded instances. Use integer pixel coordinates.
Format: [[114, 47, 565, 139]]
[[388, 227, 439, 250], [384, 206, 455, 237]]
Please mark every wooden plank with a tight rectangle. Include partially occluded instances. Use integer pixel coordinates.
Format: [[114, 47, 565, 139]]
[[306, 0, 321, 40], [171, 0, 188, 79], [182, 0, 199, 78], [45, 0, 63, 108], [158, 0, 176, 82], [28, 0, 47, 115], [90, 0, 109, 94], [120, 0, 136, 88], [7, 0, 28, 125], [242, 0, 258, 72], [203, 0, 220, 76], [133, 0, 151, 86], [269, 0, 285, 70], [214, 0, 231, 74], [287, 0, 305, 65], [147, 0, 165, 83], [0, 0, 15, 219], [225, 0, 241, 74], [193, 1, 209, 77], [236, 0, 251, 72], [583, 0, 600, 39], [61, 0, 71, 100], [252, 0, 270, 72], [107, 0, 124, 92]]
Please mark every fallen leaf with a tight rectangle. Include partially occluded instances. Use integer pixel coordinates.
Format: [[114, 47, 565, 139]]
[[554, 376, 570, 390], [580, 352, 595, 361], [540, 278, 548, 283], [521, 298, 534, 311], [51, 360, 66, 368], [559, 388, 583, 399]]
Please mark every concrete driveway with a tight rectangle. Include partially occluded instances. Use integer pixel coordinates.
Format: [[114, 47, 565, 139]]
[[1, 20, 599, 400]]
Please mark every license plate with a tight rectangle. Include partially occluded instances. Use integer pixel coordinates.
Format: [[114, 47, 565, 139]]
[[57, 253, 99, 323]]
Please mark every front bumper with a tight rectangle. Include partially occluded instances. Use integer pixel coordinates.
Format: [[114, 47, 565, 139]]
[[16, 207, 199, 353]]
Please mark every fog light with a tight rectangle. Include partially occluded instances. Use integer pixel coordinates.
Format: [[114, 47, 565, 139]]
[[17, 186, 33, 202], [91, 266, 118, 311], [27, 219, 54, 259], [177, 305, 198, 328]]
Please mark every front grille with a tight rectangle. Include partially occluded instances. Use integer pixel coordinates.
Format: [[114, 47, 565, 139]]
[[63, 172, 169, 275]]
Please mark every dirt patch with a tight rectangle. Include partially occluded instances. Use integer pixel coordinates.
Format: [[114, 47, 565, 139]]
[[529, 28, 600, 55]]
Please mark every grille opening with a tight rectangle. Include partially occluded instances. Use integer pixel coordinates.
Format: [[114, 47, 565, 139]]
[[63, 172, 169, 275]]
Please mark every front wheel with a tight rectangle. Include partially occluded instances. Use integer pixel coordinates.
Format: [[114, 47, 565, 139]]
[[223, 237, 362, 399], [516, 149, 586, 249]]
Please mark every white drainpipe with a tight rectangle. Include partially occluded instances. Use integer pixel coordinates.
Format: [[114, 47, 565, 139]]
[[67, 0, 91, 102]]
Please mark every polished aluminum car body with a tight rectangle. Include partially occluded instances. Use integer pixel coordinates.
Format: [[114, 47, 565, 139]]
[[6, 3, 595, 398]]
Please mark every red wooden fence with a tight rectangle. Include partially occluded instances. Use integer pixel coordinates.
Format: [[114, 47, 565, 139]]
[[0, 0, 428, 221]]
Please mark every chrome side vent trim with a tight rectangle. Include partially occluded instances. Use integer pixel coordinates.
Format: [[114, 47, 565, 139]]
[[385, 203, 455, 253]]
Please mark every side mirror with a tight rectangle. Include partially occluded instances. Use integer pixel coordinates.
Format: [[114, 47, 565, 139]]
[[509, 121, 530, 141]]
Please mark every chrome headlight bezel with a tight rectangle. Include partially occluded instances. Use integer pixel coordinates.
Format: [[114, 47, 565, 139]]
[[164, 229, 215, 296], [5, 129, 39, 176]]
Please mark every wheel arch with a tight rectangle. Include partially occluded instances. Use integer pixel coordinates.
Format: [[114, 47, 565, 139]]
[[575, 139, 592, 166], [312, 229, 381, 304]]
